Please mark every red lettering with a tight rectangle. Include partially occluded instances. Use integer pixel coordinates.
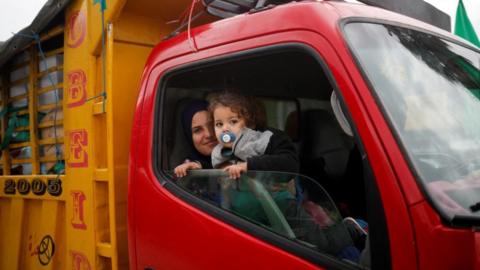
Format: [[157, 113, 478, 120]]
[[67, 70, 87, 108], [67, 11, 86, 48], [71, 191, 87, 230], [70, 250, 91, 270], [68, 130, 89, 168]]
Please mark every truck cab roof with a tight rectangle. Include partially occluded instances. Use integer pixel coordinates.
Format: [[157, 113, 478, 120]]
[[148, 0, 474, 70]]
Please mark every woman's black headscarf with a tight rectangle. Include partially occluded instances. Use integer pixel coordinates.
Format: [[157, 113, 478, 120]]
[[181, 99, 213, 169]]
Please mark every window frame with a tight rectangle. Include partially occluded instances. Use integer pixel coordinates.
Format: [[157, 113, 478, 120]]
[[152, 42, 388, 269]]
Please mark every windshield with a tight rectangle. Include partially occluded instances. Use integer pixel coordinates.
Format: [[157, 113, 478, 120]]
[[344, 22, 480, 223]]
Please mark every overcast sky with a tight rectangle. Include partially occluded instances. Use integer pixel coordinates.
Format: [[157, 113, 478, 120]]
[[424, 0, 480, 35], [0, 0, 478, 42]]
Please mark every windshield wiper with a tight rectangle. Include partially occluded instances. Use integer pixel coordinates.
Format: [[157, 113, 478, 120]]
[[451, 214, 480, 227], [470, 202, 480, 213]]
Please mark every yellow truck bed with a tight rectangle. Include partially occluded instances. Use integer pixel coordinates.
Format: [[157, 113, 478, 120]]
[[0, 0, 212, 269]]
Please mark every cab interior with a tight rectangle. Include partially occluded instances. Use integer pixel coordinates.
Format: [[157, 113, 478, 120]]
[[159, 46, 368, 219]]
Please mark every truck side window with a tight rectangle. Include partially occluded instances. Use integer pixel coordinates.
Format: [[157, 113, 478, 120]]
[[157, 45, 386, 269]]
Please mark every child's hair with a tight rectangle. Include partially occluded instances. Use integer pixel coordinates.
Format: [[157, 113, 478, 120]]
[[208, 90, 266, 129]]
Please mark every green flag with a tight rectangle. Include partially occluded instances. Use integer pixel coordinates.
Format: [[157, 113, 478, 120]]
[[454, 0, 480, 47]]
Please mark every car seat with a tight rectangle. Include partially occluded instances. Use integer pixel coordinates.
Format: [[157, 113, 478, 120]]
[[297, 108, 368, 216], [300, 109, 353, 179]]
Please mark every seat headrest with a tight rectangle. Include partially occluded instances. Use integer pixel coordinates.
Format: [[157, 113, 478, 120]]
[[303, 110, 348, 154], [302, 109, 353, 178]]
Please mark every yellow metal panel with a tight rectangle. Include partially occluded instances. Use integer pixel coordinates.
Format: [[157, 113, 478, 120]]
[[114, 12, 170, 46], [2, 198, 24, 269], [2, 0, 212, 268], [96, 242, 113, 257], [21, 200, 64, 270], [92, 114, 108, 168], [1, 5, 67, 270], [110, 42, 152, 167], [109, 33, 155, 270], [88, 0, 127, 56], [46, 200, 67, 270], [103, 20, 118, 270], [0, 198, 10, 266], [64, 0, 98, 268], [124, 0, 193, 22], [0, 192, 67, 270], [94, 168, 109, 181], [92, 101, 105, 115]]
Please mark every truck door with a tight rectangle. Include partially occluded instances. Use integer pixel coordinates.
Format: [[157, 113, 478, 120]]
[[129, 27, 416, 270]]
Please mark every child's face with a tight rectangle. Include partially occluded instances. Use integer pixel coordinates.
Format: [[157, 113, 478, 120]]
[[213, 105, 246, 146]]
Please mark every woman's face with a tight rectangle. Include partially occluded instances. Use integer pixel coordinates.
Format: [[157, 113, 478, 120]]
[[191, 111, 217, 156]]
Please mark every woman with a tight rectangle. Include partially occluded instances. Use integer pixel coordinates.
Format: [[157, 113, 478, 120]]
[[174, 99, 218, 177], [208, 90, 299, 179]]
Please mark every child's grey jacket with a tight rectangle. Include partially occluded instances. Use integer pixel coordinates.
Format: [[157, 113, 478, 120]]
[[212, 128, 273, 168]]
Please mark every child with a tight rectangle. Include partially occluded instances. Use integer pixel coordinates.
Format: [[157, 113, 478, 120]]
[[208, 92, 364, 262], [208, 91, 299, 179]]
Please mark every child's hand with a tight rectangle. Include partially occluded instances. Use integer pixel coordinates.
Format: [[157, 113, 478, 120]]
[[174, 161, 202, 177], [224, 162, 247, 179]]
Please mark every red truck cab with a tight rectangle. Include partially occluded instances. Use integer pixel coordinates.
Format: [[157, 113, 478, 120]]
[[129, 1, 480, 269]]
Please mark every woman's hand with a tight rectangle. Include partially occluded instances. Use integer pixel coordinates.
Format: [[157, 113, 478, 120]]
[[174, 161, 202, 177], [224, 162, 247, 179]]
